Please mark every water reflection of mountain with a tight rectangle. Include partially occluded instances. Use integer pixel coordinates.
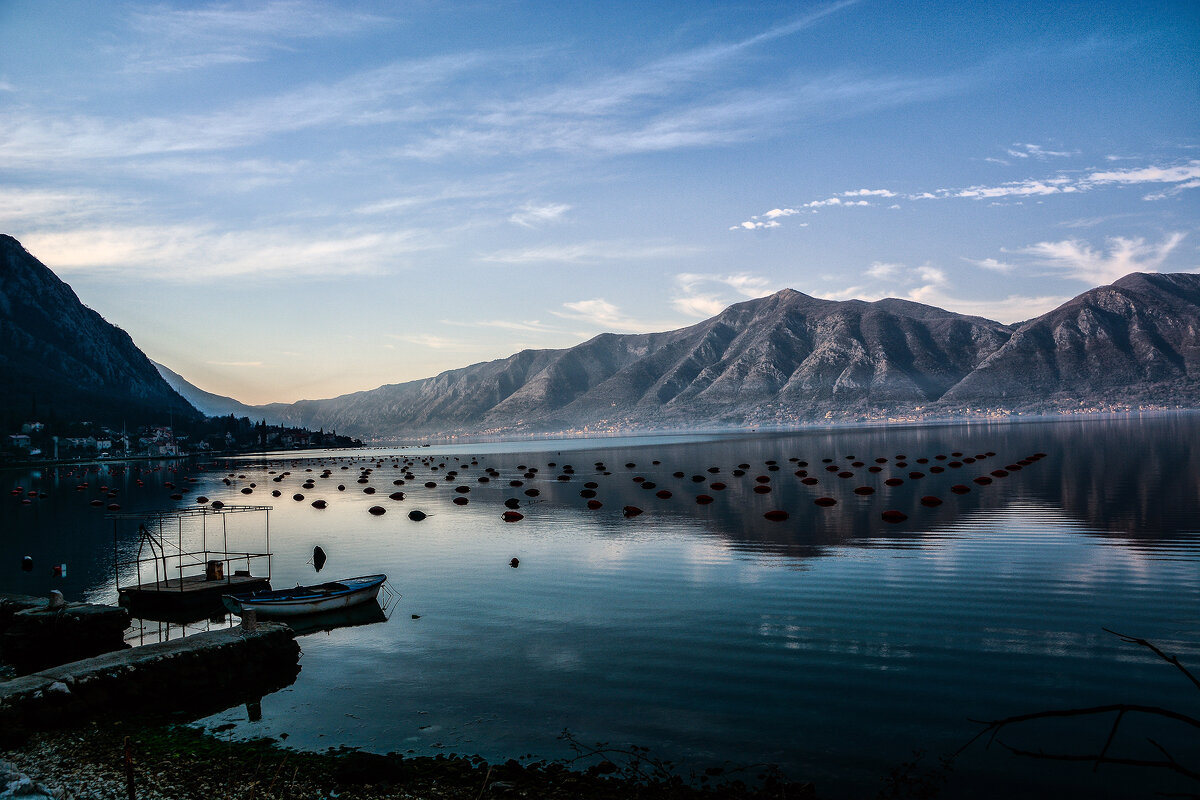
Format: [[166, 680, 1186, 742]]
[[510, 414, 1200, 556], [2, 415, 1197, 603]]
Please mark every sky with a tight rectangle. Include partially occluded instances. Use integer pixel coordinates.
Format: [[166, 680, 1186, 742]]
[[1, 0, 1197, 405]]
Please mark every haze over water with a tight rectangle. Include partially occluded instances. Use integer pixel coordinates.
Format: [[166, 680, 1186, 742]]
[[3, 414, 1199, 797]]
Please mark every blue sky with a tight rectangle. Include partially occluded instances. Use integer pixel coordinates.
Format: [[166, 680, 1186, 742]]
[[1, 0, 1197, 404]]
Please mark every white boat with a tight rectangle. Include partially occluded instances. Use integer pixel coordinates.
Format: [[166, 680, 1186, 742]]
[[222, 574, 387, 618]]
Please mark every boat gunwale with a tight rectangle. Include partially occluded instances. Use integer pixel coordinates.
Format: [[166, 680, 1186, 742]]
[[223, 574, 386, 609]]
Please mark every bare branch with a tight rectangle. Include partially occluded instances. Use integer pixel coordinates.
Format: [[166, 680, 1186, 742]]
[[972, 704, 1200, 733], [1103, 628, 1200, 692], [1094, 708, 1125, 772], [997, 741, 1200, 782]]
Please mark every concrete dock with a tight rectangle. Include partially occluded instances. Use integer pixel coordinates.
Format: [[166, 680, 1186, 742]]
[[0, 596, 130, 675], [0, 622, 300, 734]]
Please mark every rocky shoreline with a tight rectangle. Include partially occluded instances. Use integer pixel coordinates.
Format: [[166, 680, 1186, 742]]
[[1, 721, 815, 800]]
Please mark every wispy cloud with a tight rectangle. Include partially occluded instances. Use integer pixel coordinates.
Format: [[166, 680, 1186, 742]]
[[734, 159, 1200, 230], [206, 360, 263, 368], [510, 202, 571, 228], [441, 318, 559, 334], [841, 188, 896, 198], [1005, 142, 1077, 159], [905, 288, 1068, 324], [811, 262, 1066, 323], [0, 55, 482, 168], [121, 1, 392, 74], [553, 298, 658, 333], [21, 224, 438, 281], [963, 257, 1015, 273], [671, 272, 777, 317], [0, 186, 138, 227], [395, 5, 968, 161], [866, 261, 903, 279], [390, 333, 474, 351], [480, 240, 697, 264], [1020, 232, 1189, 285]]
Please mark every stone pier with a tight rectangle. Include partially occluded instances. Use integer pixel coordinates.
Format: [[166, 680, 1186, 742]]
[[0, 595, 130, 674], [0, 622, 300, 735]]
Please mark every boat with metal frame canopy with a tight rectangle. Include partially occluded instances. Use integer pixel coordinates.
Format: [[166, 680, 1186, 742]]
[[110, 504, 274, 617]]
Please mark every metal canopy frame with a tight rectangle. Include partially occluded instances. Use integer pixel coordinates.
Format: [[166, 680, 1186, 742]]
[[110, 505, 273, 594]]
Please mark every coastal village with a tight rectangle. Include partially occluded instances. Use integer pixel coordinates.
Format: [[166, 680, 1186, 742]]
[[2, 417, 361, 464]]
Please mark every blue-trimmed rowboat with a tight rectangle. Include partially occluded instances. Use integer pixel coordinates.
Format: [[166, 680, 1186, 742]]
[[222, 574, 387, 618]]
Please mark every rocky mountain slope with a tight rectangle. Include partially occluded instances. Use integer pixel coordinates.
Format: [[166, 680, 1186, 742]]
[[942, 272, 1200, 406], [262, 289, 1017, 436], [0, 235, 200, 428], [262, 275, 1200, 438]]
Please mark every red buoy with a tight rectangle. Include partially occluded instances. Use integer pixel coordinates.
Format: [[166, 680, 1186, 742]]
[[623, 506, 643, 517], [502, 511, 524, 522], [881, 510, 907, 523], [695, 495, 714, 505], [853, 486, 875, 495], [920, 496, 943, 507], [814, 497, 837, 507], [763, 509, 789, 522]]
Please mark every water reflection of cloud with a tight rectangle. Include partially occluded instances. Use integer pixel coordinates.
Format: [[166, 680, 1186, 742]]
[[888, 500, 1164, 589], [754, 615, 915, 669], [525, 642, 584, 672]]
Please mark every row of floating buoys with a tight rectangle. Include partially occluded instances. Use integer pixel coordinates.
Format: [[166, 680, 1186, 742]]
[[142, 448, 1047, 526]]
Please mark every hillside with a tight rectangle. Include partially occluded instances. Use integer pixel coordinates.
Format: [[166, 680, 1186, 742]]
[[0, 235, 200, 428]]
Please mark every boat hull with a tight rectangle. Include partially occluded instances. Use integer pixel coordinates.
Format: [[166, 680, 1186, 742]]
[[223, 574, 386, 618]]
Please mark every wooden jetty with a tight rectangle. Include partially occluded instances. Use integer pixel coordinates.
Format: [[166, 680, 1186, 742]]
[[110, 505, 273, 617]]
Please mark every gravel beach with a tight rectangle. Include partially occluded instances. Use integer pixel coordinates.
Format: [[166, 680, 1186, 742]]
[[1, 721, 814, 800]]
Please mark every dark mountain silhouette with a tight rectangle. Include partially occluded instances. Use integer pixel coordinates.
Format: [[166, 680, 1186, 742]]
[[0, 235, 201, 428]]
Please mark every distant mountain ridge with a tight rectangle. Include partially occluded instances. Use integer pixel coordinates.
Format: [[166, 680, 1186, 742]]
[[256, 273, 1200, 438], [0, 235, 200, 428], [152, 361, 283, 423]]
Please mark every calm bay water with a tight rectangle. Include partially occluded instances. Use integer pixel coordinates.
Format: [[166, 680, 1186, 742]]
[[3, 415, 1199, 797]]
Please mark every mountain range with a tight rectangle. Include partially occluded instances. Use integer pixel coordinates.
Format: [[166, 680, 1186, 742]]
[[240, 273, 1199, 438], [4, 233, 1198, 439]]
